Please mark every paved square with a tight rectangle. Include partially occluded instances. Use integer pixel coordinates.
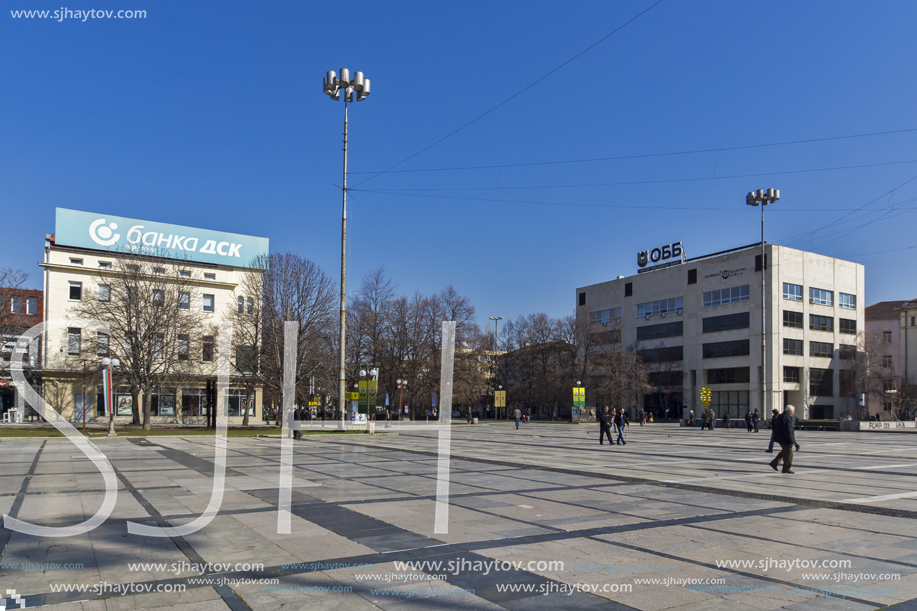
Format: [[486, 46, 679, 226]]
[[2, 423, 917, 610]]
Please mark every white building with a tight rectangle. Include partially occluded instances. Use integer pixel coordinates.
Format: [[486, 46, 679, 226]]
[[576, 242, 865, 421], [39, 208, 269, 423]]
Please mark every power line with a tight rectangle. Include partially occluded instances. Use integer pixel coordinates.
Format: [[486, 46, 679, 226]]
[[348, 126, 917, 175], [352, 159, 917, 192], [350, 0, 665, 188]]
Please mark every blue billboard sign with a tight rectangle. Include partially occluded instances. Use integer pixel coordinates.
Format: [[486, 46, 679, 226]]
[[55, 208, 269, 267]]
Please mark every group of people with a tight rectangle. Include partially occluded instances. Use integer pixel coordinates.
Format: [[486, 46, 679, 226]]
[[598, 406, 629, 446]]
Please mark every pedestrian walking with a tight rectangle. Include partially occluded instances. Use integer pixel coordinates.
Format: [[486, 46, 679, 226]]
[[701, 408, 713, 431], [599, 406, 615, 446], [769, 405, 800, 474], [723, 412, 730, 429], [687, 410, 695, 427], [745, 410, 753, 432], [765, 408, 779, 452], [513, 407, 521, 429], [752, 409, 760, 433], [293, 407, 302, 440], [638, 409, 645, 426], [614, 408, 627, 445]]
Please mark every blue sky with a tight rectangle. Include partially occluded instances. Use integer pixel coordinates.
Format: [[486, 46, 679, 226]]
[[4, 0, 917, 328]]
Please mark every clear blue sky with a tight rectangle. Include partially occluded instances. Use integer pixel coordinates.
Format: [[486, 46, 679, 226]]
[[4, 0, 917, 328]]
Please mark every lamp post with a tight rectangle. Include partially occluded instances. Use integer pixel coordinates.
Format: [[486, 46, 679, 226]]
[[489, 316, 503, 419], [746, 188, 780, 418], [101, 357, 120, 437], [324, 68, 371, 431], [396, 378, 407, 421]]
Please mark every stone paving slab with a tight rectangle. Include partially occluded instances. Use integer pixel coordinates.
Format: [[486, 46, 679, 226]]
[[3, 426, 917, 609]]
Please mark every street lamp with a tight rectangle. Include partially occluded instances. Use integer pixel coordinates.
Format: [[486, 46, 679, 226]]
[[324, 68, 371, 431], [746, 188, 780, 418], [489, 316, 503, 419], [101, 357, 120, 437], [396, 378, 408, 421]]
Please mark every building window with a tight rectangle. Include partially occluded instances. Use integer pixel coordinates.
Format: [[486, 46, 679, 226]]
[[590, 308, 621, 325], [810, 287, 834, 306], [703, 285, 749, 307], [703, 312, 750, 333], [126, 264, 140, 272], [839, 318, 856, 335], [809, 368, 833, 397], [707, 367, 750, 384], [124, 332, 136, 358], [884, 400, 893, 412], [703, 339, 750, 359], [810, 341, 833, 358], [236, 346, 257, 374], [204, 273, 216, 280], [783, 311, 803, 329], [840, 370, 856, 397], [238, 296, 244, 314], [783, 339, 803, 356], [246, 297, 253, 314], [839, 344, 856, 360], [688, 269, 697, 285], [638, 346, 684, 363], [625, 283, 633, 297], [180, 270, 191, 277], [783, 367, 800, 384], [202, 336, 214, 362], [67, 328, 81, 356], [96, 331, 110, 356], [70, 258, 83, 265], [69, 281, 82, 301], [578, 292, 586, 306], [783, 283, 803, 301], [710, 390, 749, 419], [152, 334, 164, 360], [178, 334, 190, 361], [26, 297, 38, 315], [98, 284, 111, 302], [839, 293, 856, 310], [99, 261, 112, 269], [884, 379, 896, 392], [203, 294, 214, 312], [179, 292, 190, 310], [10, 296, 22, 313], [153, 267, 166, 275], [809, 315, 834, 332], [882, 331, 893, 344], [636, 321, 683, 341], [882, 355, 893, 368], [152, 290, 164, 307], [637, 297, 683, 318]]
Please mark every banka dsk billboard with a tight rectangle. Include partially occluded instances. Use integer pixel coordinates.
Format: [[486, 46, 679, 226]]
[[55, 208, 269, 266]]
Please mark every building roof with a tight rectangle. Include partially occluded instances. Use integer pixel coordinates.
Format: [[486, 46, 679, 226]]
[[865, 300, 911, 320]]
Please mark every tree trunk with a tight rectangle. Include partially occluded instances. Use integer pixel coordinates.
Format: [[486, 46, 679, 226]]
[[131, 388, 141, 425], [242, 390, 251, 427], [142, 391, 152, 430]]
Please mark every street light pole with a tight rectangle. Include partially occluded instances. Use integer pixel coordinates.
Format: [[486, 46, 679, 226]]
[[489, 316, 503, 419], [324, 68, 371, 431], [746, 188, 780, 418]]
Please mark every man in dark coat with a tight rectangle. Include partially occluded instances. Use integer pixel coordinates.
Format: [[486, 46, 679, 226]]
[[745, 411, 753, 432], [765, 408, 779, 452], [752, 409, 760, 433], [614, 408, 627, 445], [599, 406, 614, 446], [293, 407, 302, 440], [769, 405, 800, 473], [701, 408, 713, 431]]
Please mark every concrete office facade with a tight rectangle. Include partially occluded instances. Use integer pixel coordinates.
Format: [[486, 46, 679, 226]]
[[576, 243, 865, 420], [39, 209, 269, 423]]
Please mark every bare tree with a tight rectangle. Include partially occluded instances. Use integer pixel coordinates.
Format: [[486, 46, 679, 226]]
[[72, 253, 207, 429], [226, 263, 267, 426], [257, 252, 337, 417]]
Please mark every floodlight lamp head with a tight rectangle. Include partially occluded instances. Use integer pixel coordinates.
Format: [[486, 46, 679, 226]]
[[756, 189, 765, 199], [746, 192, 757, 206]]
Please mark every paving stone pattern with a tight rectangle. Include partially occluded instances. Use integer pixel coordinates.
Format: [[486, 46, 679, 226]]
[[1, 424, 917, 610]]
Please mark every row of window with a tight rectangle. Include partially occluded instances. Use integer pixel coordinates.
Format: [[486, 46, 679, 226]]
[[782, 311, 857, 334], [703, 285, 750, 307], [66, 328, 218, 361], [783, 283, 856, 309], [69, 282, 217, 312], [4, 295, 39, 315], [782, 339, 856, 359], [69, 258, 218, 281], [637, 297, 683, 318], [590, 308, 621, 325], [85, 387, 252, 417]]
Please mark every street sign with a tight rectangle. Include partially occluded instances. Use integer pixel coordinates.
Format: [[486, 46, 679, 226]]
[[495, 390, 506, 407], [572, 386, 585, 407]]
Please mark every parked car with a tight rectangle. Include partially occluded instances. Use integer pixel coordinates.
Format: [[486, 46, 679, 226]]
[[451, 410, 461, 418]]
